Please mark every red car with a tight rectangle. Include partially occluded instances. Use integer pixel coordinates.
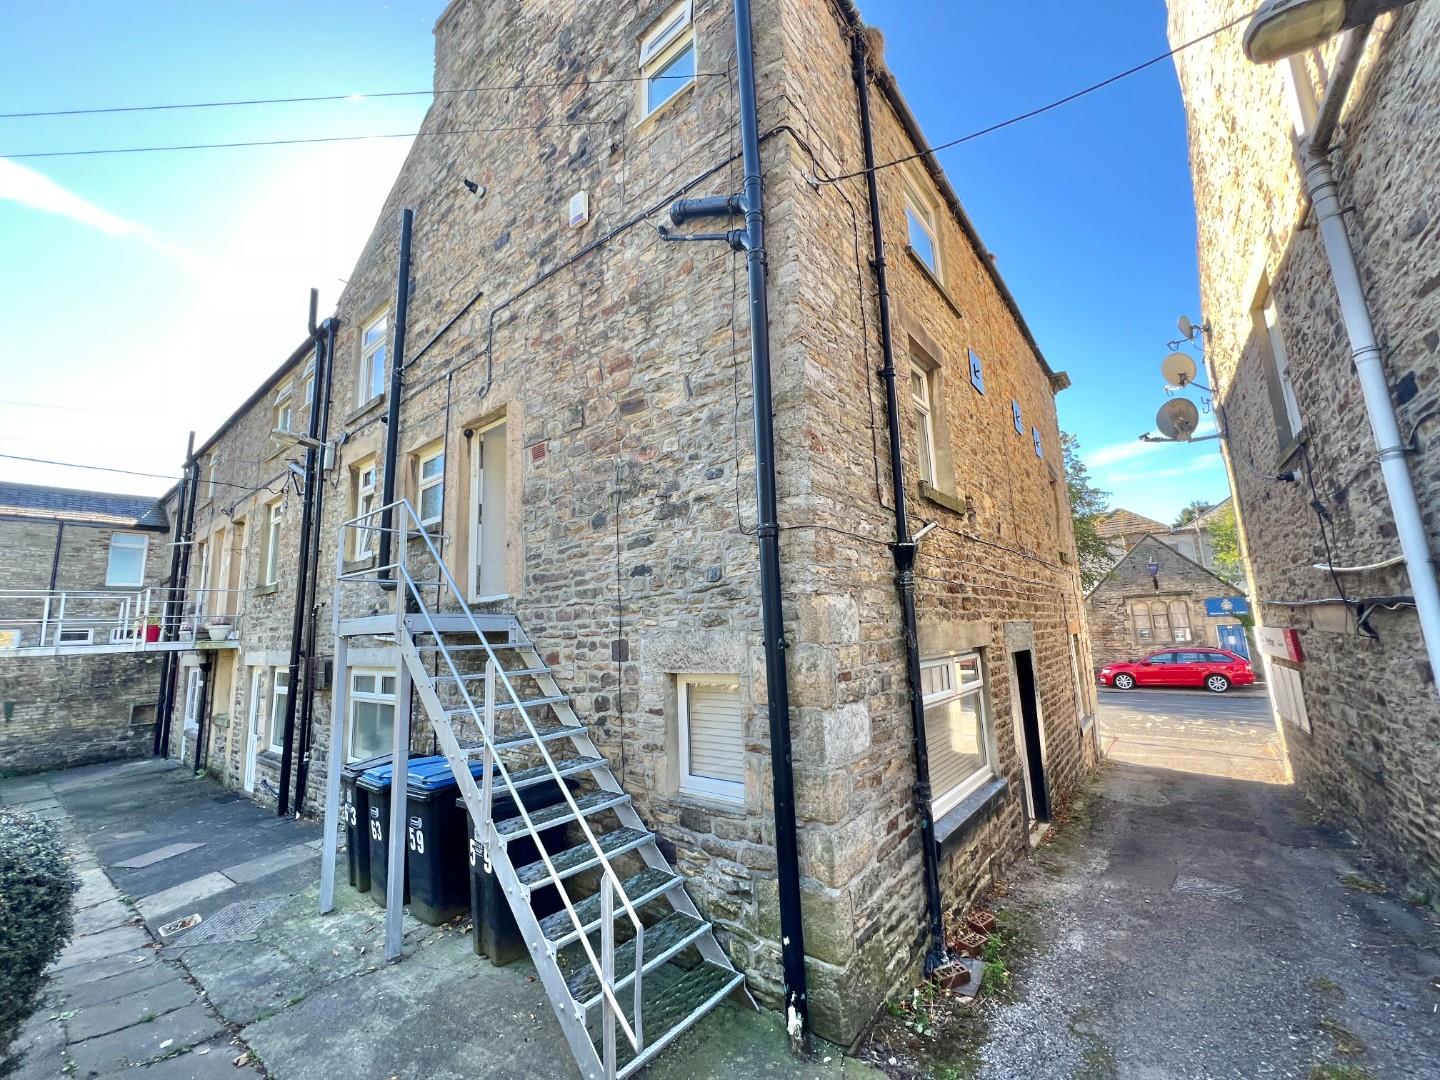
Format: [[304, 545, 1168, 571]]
[[1097, 648, 1255, 693]]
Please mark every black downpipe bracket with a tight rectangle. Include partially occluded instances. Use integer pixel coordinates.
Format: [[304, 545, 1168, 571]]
[[278, 290, 324, 817], [293, 316, 338, 813], [852, 31, 947, 974], [156, 436, 201, 758], [377, 209, 415, 589]]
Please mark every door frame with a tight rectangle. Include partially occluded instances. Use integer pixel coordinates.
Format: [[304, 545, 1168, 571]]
[[466, 417, 509, 603], [1004, 624, 1050, 826], [243, 666, 263, 792]]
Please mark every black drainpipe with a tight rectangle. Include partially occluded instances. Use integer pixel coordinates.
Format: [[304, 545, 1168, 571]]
[[278, 290, 324, 816], [156, 436, 200, 758], [192, 652, 214, 775], [852, 30, 947, 974], [377, 208, 415, 589], [293, 315, 338, 813], [668, 0, 809, 1041], [47, 522, 65, 593]]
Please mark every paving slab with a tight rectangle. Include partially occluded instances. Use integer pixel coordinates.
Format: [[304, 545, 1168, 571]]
[[66, 1002, 224, 1078], [60, 961, 179, 1010], [67, 977, 198, 1043], [74, 866, 121, 911], [134, 1038, 262, 1079], [9, 1006, 67, 1080], [53, 948, 159, 989], [136, 873, 237, 920], [117, 842, 207, 869], [221, 843, 317, 885], [52, 923, 154, 972], [74, 897, 138, 936]]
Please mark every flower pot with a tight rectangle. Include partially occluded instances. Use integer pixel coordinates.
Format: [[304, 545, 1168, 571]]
[[143, 623, 161, 643], [206, 624, 232, 642]]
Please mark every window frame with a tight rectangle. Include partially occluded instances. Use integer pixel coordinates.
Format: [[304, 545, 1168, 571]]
[[638, 1, 696, 121], [1254, 283, 1303, 447], [1131, 602, 1153, 644], [301, 357, 315, 410], [910, 363, 938, 486], [359, 309, 389, 406], [352, 459, 379, 559], [677, 674, 745, 804], [263, 500, 283, 586], [347, 666, 397, 763], [56, 627, 94, 646], [416, 446, 445, 527], [267, 668, 290, 753], [903, 177, 942, 280], [920, 652, 993, 818], [105, 533, 148, 587], [274, 377, 294, 438], [1169, 601, 1192, 643]]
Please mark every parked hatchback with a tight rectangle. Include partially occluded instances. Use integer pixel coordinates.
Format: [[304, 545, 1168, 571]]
[[1097, 648, 1255, 693]]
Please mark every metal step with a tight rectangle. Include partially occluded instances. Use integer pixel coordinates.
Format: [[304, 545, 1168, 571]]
[[515, 828, 652, 891], [485, 756, 605, 793], [565, 911, 710, 1008], [610, 962, 747, 1078], [496, 790, 630, 838], [460, 723, 586, 753], [539, 866, 681, 946], [433, 666, 549, 683], [445, 694, 566, 719], [415, 641, 534, 654]]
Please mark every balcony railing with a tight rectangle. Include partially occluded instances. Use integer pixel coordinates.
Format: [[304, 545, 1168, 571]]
[[0, 587, 247, 654]]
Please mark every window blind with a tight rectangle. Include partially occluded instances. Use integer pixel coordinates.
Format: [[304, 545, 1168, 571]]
[[685, 681, 743, 785]]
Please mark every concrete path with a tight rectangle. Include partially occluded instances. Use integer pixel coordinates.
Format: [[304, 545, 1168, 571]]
[[4, 756, 880, 1079], [974, 689, 1440, 1079]]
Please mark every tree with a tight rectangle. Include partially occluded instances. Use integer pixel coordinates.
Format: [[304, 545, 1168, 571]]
[[1062, 433, 1113, 592], [1174, 499, 1211, 527], [1207, 502, 1243, 584]]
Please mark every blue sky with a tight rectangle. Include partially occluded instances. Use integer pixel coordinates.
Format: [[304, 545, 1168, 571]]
[[0, 0, 1229, 525]]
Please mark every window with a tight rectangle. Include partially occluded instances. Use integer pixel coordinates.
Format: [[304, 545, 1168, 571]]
[[352, 460, 378, 559], [1170, 601, 1192, 643], [106, 533, 147, 587], [910, 364, 937, 485], [639, 1, 695, 118], [274, 378, 294, 438], [1148, 651, 1177, 664], [1206, 651, 1234, 663], [904, 180, 940, 277], [1177, 652, 1207, 665], [267, 669, 289, 753], [207, 457, 218, 499], [417, 447, 444, 526], [921, 654, 991, 817], [57, 628, 94, 646], [263, 501, 283, 586], [1132, 603, 1153, 644], [1150, 603, 1171, 642], [348, 668, 397, 762], [360, 311, 388, 404], [301, 357, 315, 409], [1255, 284, 1303, 446], [678, 675, 744, 803]]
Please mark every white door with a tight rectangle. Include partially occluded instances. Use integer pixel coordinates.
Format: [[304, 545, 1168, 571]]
[[242, 667, 262, 792], [469, 421, 508, 601], [180, 667, 204, 763], [215, 527, 231, 617]]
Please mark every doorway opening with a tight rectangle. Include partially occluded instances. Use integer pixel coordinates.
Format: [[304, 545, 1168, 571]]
[[467, 420, 508, 602], [1013, 648, 1050, 824]]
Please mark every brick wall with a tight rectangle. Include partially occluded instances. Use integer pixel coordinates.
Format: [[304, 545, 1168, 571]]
[[1169, 1, 1440, 892]]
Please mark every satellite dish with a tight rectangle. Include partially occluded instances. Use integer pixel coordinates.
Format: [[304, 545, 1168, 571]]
[[1156, 398, 1201, 441], [1178, 314, 1197, 340], [1161, 351, 1198, 388]]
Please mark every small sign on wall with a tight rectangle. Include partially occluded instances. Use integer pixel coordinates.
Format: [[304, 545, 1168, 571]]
[[1257, 625, 1303, 663], [1205, 596, 1250, 616]]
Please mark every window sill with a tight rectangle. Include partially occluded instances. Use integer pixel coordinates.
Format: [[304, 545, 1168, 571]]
[[934, 776, 1009, 854], [253, 583, 279, 597], [918, 481, 967, 516], [905, 247, 964, 319], [675, 788, 747, 815], [345, 395, 387, 427], [1275, 425, 1308, 469]]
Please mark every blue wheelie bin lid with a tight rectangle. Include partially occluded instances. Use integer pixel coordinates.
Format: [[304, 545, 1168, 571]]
[[357, 754, 446, 793], [405, 756, 487, 796]]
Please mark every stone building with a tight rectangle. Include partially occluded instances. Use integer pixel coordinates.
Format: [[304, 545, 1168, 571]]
[[1085, 534, 1247, 667], [154, 0, 1098, 1048], [1094, 500, 1234, 577], [1169, 0, 1440, 893], [0, 482, 171, 773]]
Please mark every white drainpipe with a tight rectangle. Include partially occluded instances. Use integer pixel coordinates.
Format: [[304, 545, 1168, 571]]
[[1284, 29, 1440, 691]]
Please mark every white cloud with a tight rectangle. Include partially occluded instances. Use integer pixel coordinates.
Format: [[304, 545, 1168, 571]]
[[0, 159, 145, 236], [1103, 453, 1224, 485], [1084, 415, 1217, 470]]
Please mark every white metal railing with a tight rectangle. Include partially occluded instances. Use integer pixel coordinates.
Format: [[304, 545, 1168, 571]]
[[0, 586, 247, 652], [335, 498, 647, 1069]]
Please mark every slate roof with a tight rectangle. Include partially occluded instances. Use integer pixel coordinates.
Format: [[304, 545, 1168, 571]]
[[1094, 508, 1172, 540], [0, 481, 169, 530]]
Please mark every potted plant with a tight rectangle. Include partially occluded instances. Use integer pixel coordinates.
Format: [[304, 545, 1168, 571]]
[[205, 620, 232, 642]]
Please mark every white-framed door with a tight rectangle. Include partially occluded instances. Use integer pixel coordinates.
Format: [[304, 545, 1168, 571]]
[[180, 666, 204, 763], [242, 667, 262, 792], [468, 420, 509, 602]]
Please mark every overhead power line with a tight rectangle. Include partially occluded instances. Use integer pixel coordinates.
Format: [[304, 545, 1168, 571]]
[[0, 397, 153, 417], [0, 451, 270, 493], [0, 72, 725, 120]]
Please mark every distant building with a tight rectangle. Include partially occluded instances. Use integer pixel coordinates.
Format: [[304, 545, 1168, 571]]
[[1093, 500, 1235, 580], [0, 482, 171, 773], [1169, 0, 1439, 894], [1085, 535, 1248, 666]]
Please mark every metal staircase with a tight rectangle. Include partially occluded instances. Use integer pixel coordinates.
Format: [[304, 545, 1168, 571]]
[[318, 498, 747, 1079]]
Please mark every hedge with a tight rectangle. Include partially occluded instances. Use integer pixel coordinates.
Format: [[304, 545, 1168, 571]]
[[0, 808, 79, 1076]]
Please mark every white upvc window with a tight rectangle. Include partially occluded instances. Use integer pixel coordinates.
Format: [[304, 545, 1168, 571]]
[[417, 447, 445, 527], [920, 653, 992, 817], [267, 669, 290, 753], [1262, 290, 1303, 441], [274, 378, 294, 437], [904, 179, 941, 278], [353, 460, 378, 559], [301, 357, 315, 409], [910, 364, 937, 486], [263, 501, 283, 586], [207, 457, 219, 499], [639, 1, 695, 119], [677, 675, 744, 803], [348, 668, 397, 763], [106, 533, 148, 587], [360, 311, 389, 405], [57, 628, 94, 646]]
